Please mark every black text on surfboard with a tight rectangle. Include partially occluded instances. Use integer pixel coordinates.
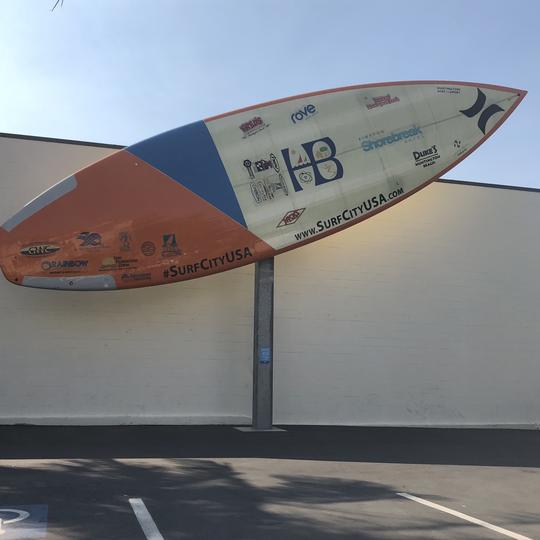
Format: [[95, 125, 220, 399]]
[[281, 137, 344, 192]]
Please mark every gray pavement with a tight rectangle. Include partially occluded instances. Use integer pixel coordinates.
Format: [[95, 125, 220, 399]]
[[0, 426, 538, 539]]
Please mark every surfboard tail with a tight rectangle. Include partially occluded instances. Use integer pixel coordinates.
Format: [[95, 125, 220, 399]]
[[0, 226, 27, 287]]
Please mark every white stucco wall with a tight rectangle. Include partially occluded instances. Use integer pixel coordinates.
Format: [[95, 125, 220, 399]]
[[1, 134, 539, 426]]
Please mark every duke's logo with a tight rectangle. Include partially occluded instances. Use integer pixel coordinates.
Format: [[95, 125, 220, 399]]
[[290, 104, 318, 124], [459, 88, 504, 134], [413, 145, 440, 168], [281, 137, 344, 192]]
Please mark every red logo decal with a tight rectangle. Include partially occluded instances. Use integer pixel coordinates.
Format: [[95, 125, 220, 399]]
[[277, 208, 306, 228]]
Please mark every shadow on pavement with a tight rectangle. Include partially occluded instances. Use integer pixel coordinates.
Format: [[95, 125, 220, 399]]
[[1, 457, 538, 539]]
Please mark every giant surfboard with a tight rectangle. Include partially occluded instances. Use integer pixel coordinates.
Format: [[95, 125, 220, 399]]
[[0, 81, 526, 290]]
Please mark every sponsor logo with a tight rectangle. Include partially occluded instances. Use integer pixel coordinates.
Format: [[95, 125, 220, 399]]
[[141, 241, 156, 256], [121, 272, 151, 282], [259, 347, 271, 364], [78, 232, 102, 247], [453, 139, 468, 157], [41, 259, 88, 273], [243, 153, 289, 204], [413, 145, 440, 168], [119, 232, 131, 251], [366, 94, 400, 110], [437, 86, 461, 94], [277, 208, 306, 228], [99, 256, 138, 271], [293, 186, 405, 241], [163, 247, 253, 279], [161, 234, 181, 257], [239, 116, 268, 138], [299, 171, 312, 183], [361, 126, 422, 152], [281, 137, 343, 193], [459, 87, 504, 134], [290, 104, 318, 124], [20, 244, 60, 257], [254, 158, 273, 173]]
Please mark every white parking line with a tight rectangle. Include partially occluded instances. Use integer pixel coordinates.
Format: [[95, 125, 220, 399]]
[[129, 498, 165, 540], [397, 492, 533, 540]]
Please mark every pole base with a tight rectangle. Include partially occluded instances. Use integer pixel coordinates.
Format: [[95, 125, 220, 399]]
[[234, 426, 286, 432]]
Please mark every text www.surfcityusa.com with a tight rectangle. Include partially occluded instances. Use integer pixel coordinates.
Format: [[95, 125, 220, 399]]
[[294, 187, 404, 241]]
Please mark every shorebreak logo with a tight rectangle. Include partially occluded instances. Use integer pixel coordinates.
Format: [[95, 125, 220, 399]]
[[361, 126, 422, 152]]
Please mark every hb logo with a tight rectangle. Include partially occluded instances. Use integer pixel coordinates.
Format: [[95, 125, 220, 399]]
[[281, 137, 344, 192], [459, 88, 504, 134]]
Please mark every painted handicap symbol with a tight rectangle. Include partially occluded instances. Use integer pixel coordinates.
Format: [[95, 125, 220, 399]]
[[0, 510, 30, 535], [0, 506, 47, 539]]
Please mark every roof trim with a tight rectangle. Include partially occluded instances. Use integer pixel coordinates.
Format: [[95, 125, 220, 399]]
[[438, 178, 540, 194], [0, 131, 124, 149], [0, 131, 537, 193]]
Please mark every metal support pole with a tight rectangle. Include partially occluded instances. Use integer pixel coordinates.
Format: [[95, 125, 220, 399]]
[[252, 257, 274, 429]]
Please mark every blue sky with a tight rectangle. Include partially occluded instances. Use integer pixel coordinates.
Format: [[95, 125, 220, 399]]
[[1, 0, 538, 187]]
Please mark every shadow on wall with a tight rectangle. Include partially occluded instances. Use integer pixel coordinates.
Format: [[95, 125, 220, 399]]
[[1, 458, 539, 539]]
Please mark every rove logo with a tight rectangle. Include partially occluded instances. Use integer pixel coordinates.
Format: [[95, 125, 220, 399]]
[[459, 88, 504, 134], [290, 104, 318, 124], [281, 137, 344, 192]]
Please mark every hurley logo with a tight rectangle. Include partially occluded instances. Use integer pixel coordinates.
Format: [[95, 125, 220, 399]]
[[459, 88, 504, 134]]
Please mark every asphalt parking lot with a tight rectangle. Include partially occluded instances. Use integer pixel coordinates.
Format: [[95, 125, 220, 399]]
[[0, 426, 539, 539]]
